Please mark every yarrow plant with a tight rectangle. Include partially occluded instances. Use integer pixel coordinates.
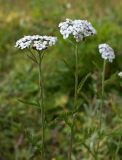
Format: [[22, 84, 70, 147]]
[[59, 18, 96, 42], [15, 35, 57, 50], [98, 44, 115, 101], [98, 43, 115, 63], [97, 43, 115, 155], [15, 35, 57, 160], [59, 18, 96, 160], [14, 19, 118, 159]]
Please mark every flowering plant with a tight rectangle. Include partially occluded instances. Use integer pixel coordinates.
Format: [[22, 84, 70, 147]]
[[59, 18, 96, 42], [98, 43, 115, 62], [15, 35, 57, 50], [58, 18, 96, 160], [15, 34, 57, 160]]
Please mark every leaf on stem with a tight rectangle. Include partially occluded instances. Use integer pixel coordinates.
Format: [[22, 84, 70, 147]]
[[81, 142, 97, 159], [77, 73, 91, 94], [18, 99, 39, 108], [61, 58, 72, 71], [104, 72, 117, 86]]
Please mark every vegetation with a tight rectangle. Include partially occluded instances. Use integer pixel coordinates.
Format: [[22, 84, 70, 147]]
[[0, 0, 122, 159]]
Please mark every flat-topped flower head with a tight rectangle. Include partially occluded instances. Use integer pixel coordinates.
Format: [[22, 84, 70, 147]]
[[118, 72, 122, 78], [98, 43, 115, 63], [15, 35, 57, 51], [58, 18, 96, 42]]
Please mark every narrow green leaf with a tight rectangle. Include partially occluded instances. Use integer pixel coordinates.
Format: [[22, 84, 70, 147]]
[[61, 58, 72, 70], [77, 73, 91, 94], [18, 99, 39, 108], [104, 72, 117, 86], [81, 142, 97, 159]]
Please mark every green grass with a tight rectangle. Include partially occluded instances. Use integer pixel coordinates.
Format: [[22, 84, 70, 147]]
[[0, 0, 122, 159]]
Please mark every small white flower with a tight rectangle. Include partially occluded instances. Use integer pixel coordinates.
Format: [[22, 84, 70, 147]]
[[15, 36, 32, 49], [98, 43, 115, 62], [33, 41, 47, 51], [58, 18, 96, 42], [118, 72, 122, 78], [15, 35, 57, 51]]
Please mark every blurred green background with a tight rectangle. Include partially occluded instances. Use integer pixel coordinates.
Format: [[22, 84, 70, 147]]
[[1, 0, 122, 159]]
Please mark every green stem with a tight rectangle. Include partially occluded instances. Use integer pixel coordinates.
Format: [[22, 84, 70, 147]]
[[100, 59, 106, 128], [74, 44, 78, 108], [68, 44, 78, 160], [68, 124, 74, 160], [38, 52, 45, 160], [96, 60, 106, 157]]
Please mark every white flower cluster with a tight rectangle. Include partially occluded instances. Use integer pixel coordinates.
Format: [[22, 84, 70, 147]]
[[98, 43, 115, 62], [15, 35, 57, 51], [58, 18, 96, 42], [118, 72, 122, 78]]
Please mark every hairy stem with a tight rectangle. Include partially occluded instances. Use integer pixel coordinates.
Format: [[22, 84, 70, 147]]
[[100, 59, 106, 128], [38, 52, 45, 159], [97, 59, 106, 157], [68, 44, 78, 160], [74, 44, 78, 108], [68, 124, 74, 160]]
